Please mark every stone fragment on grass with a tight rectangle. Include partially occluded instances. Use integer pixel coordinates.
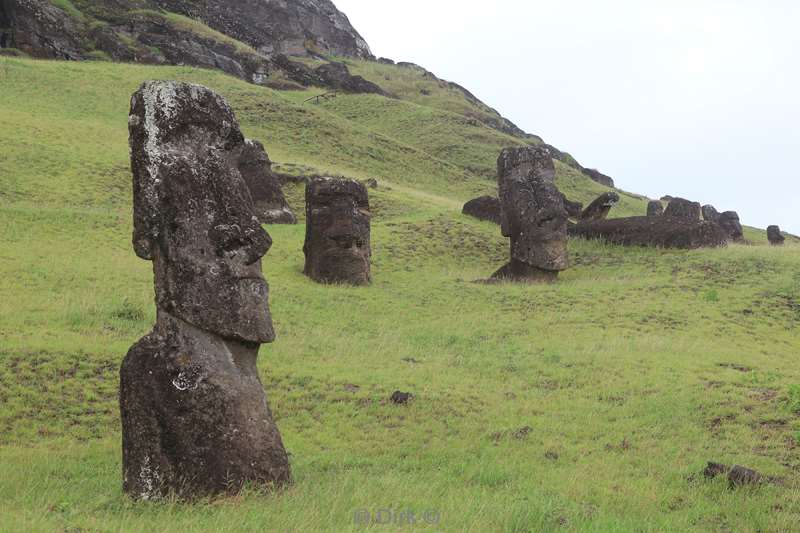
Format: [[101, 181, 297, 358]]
[[121, 81, 291, 500], [768, 225, 785, 246], [390, 391, 413, 404]]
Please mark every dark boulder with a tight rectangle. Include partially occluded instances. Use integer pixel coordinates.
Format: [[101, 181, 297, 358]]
[[702, 204, 720, 223], [304, 177, 372, 285], [664, 197, 702, 221], [313, 62, 385, 95], [717, 211, 744, 242], [703, 462, 773, 487], [462, 196, 502, 224], [236, 139, 297, 224], [647, 200, 664, 217], [122, 81, 291, 500], [767, 225, 785, 246], [390, 391, 413, 405], [492, 146, 569, 282], [580, 192, 620, 222], [569, 216, 727, 249]]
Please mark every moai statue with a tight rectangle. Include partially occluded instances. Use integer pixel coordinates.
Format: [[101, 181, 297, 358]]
[[236, 139, 297, 224], [647, 200, 664, 217], [303, 177, 371, 285], [121, 81, 291, 500], [717, 211, 744, 242], [767, 225, 785, 246], [702, 204, 720, 223], [580, 192, 620, 222], [491, 146, 569, 282], [664, 197, 702, 220]]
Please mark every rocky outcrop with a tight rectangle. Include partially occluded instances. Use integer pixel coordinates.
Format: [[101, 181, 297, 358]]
[[313, 62, 384, 95], [0, 0, 377, 90], [122, 81, 291, 500], [664, 197, 702, 221], [236, 139, 297, 224], [462, 196, 501, 225], [304, 177, 371, 285], [539, 144, 615, 187], [580, 192, 619, 222], [569, 216, 727, 249], [768, 225, 785, 246], [647, 200, 664, 217], [492, 146, 569, 282], [582, 168, 615, 188]]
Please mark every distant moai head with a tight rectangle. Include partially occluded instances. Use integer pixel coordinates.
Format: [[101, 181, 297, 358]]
[[647, 200, 664, 217], [664, 197, 702, 221], [702, 204, 720, 223], [304, 177, 371, 285], [129, 81, 275, 343], [718, 211, 744, 242], [767, 225, 785, 246], [497, 146, 569, 272], [580, 192, 620, 222]]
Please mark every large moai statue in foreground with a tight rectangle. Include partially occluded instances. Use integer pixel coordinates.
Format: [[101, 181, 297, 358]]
[[491, 146, 569, 282], [121, 81, 291, 500], [304, 177, 371, 285]]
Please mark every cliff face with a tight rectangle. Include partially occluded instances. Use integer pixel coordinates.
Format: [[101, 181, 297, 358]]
[[1, 0, 371, 61]]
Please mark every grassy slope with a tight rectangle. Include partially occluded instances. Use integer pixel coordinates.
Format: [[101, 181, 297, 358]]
[[1, 57, 800, 532]]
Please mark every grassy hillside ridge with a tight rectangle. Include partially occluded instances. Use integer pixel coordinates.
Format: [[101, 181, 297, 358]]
[[2, 56, 800, 531]]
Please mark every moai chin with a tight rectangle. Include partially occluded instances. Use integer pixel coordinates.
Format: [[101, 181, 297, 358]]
[[120, 81, 291, 500], [303, 177, 371, 285], [492, 146, 569, 282]]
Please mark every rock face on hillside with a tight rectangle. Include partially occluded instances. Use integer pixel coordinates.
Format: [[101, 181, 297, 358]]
[[304, 177, 371, 285], [0, 0, 373, 89], [121, 80, 291, 499], [492, 146, 569, 283]]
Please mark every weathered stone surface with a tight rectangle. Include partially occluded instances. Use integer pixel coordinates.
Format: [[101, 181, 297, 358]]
[[647, 200, 664, 217], [580, 192, 620, 222], [562, 195, 584, 220], [717, 211, 744, 242], [768, 225, 785, 245], [314, 62, 385, 94], [704, 462, 773, 487], [304, 177, 371, 285], [236, 139, 297, 225], [121, 81, 290, 500], [493, 146, 569, 282], [569, 216, 727, 249], [664, 197, 702, 220], [462, 196, 501, 225], [702, 204, 720, 223]]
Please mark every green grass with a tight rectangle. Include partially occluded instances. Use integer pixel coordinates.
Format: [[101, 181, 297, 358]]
[[1, 56, 800, 532]]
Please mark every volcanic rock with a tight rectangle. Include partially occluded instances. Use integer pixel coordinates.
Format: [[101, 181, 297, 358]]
[[236, 139, 297, 224], [647, 200, 664, 217], [304, 177, 371, 285], [121, 81, 291, 500], [569, 216, 727, 249], [664, 197, 702, 221], [717, 211, 744, 242], [492, 146, 569, 282], [580, 192, 620, 222], [767, 225, 785, 245], [702, 204, 720, 223], [462, 196, 502, 224]]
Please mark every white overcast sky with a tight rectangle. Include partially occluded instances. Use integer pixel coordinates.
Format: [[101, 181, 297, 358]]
[[336, 0, 800, 233]]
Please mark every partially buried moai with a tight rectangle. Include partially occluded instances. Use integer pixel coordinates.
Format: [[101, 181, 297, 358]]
[[491, 146, 569, 282], [120, 81, 290, 500], [767, 225, 785, 246], [304, 177, 371, 285]]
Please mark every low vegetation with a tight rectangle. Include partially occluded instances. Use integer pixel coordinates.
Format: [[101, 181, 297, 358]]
[[1, 56, 799, 531]]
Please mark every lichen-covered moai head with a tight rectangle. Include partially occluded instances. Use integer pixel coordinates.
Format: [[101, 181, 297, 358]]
[[664, 197, 702, 220], [496, 146, 569, 273], [129, 81, 274, 343], [303, 177, 371, 285]]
